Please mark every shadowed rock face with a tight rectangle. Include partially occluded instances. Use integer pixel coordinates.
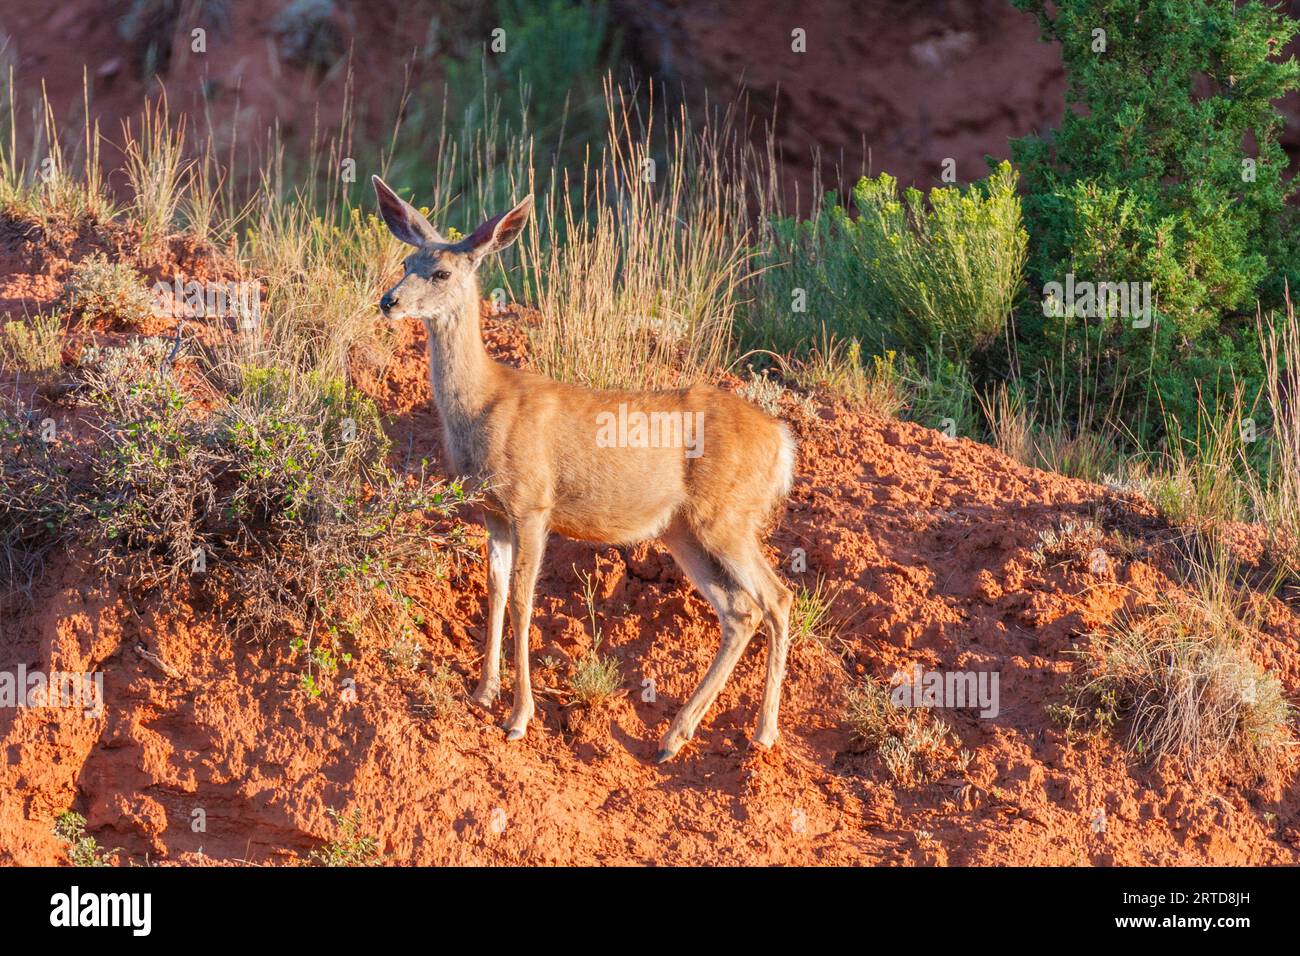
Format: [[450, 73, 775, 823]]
[[1, 0, 1294, 204], [612, 0, 1068, 201], [613, 0, 1300, 201]]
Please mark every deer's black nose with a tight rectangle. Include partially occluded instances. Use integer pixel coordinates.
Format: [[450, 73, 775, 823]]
[[380, 291, 398, 313]]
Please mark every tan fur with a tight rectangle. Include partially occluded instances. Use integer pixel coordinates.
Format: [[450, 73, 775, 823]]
[[375, 177, 795, 760]]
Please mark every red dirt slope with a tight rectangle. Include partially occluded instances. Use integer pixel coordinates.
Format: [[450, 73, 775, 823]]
[[3, 280, 1300, 864]]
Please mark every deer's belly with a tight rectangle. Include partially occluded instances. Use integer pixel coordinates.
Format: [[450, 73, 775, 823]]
[[549, 502, 677, 546]]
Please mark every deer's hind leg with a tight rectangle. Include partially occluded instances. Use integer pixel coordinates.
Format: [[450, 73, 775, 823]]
[[741, 546, 794, 749], [656, 519, 762, 763], [472, 510, 513, 708]]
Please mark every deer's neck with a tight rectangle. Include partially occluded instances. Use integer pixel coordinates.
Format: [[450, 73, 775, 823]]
[[422, 295, 494, 425]]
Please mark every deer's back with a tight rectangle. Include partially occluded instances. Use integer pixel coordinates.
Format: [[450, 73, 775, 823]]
[[471, 365, 793, 545]]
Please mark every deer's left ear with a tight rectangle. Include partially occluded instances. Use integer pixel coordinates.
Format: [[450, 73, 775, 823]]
[[462, 195, 533, 262]]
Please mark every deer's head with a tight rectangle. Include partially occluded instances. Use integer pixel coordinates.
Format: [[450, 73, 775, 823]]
[[372, 175, 532, 325]]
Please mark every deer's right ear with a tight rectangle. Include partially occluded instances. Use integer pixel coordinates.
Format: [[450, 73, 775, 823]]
[[372, 175, 443, 247]]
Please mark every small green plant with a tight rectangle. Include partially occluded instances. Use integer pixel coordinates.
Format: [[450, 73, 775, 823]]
[[1047, 686, 1118, 742], [53, 811, 118, 867], [737, 369, 806, 418], [291, 633, 352, 698], [384, 634, 425, 672], [79, 340, 218, 588], [790, 575, 840, 646], [413, 662, 460, 719], [1029, 518, 1103, 569], [567, 566, 622, 705], [58, 253, 156, 328], [308, 807, 381, 867], [0, 312, 62, 377]]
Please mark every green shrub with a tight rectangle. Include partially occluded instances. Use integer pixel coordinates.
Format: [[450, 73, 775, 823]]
[[568, 566, 622, 705], [743, 197, 894, 356], [444, 0, 615, 154], [17, 342, 478, 651], [851, 161, 1027, 357], [1011, 0, 1300, 442], [742, 163, 1026, 364], [843, 677, 958, 787], [53, 811, 119, 867]]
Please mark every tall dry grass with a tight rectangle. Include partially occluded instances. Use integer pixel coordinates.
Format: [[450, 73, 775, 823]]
[[121, 98, 190, 262], [517, 85, 753, 390], [1256, 290, 1300, 575]]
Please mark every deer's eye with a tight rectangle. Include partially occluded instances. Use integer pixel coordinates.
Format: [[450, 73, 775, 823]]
[[433, 269, 451, 281]]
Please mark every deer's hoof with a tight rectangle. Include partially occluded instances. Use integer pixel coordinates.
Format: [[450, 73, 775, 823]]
[[471, 683, 500, 709], [751, 729, 779, 750], [654, 749, 676, 764], [505, 726, 527, 741]]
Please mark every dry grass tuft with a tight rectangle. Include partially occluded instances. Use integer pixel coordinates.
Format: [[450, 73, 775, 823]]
[[844, 676, 958, 786], [1078, 549, 1291, 774]]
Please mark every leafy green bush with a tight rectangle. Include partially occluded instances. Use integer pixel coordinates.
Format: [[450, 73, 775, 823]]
[[743, 198, 894, 356], [742, 163, 1027, 362], [851, 161, 1027, 357], [1011, 0, 1300, 441], [444, 0, 615, 153]]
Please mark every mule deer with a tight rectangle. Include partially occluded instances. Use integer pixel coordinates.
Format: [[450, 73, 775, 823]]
[[372, 176, 796, 762]]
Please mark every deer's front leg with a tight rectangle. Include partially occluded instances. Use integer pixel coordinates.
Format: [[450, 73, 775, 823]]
[[504, 513, 548, 740], [472, 512, 513, 708]]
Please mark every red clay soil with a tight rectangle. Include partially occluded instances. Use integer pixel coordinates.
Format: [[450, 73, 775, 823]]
[[4, 230, 1300, 865]]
